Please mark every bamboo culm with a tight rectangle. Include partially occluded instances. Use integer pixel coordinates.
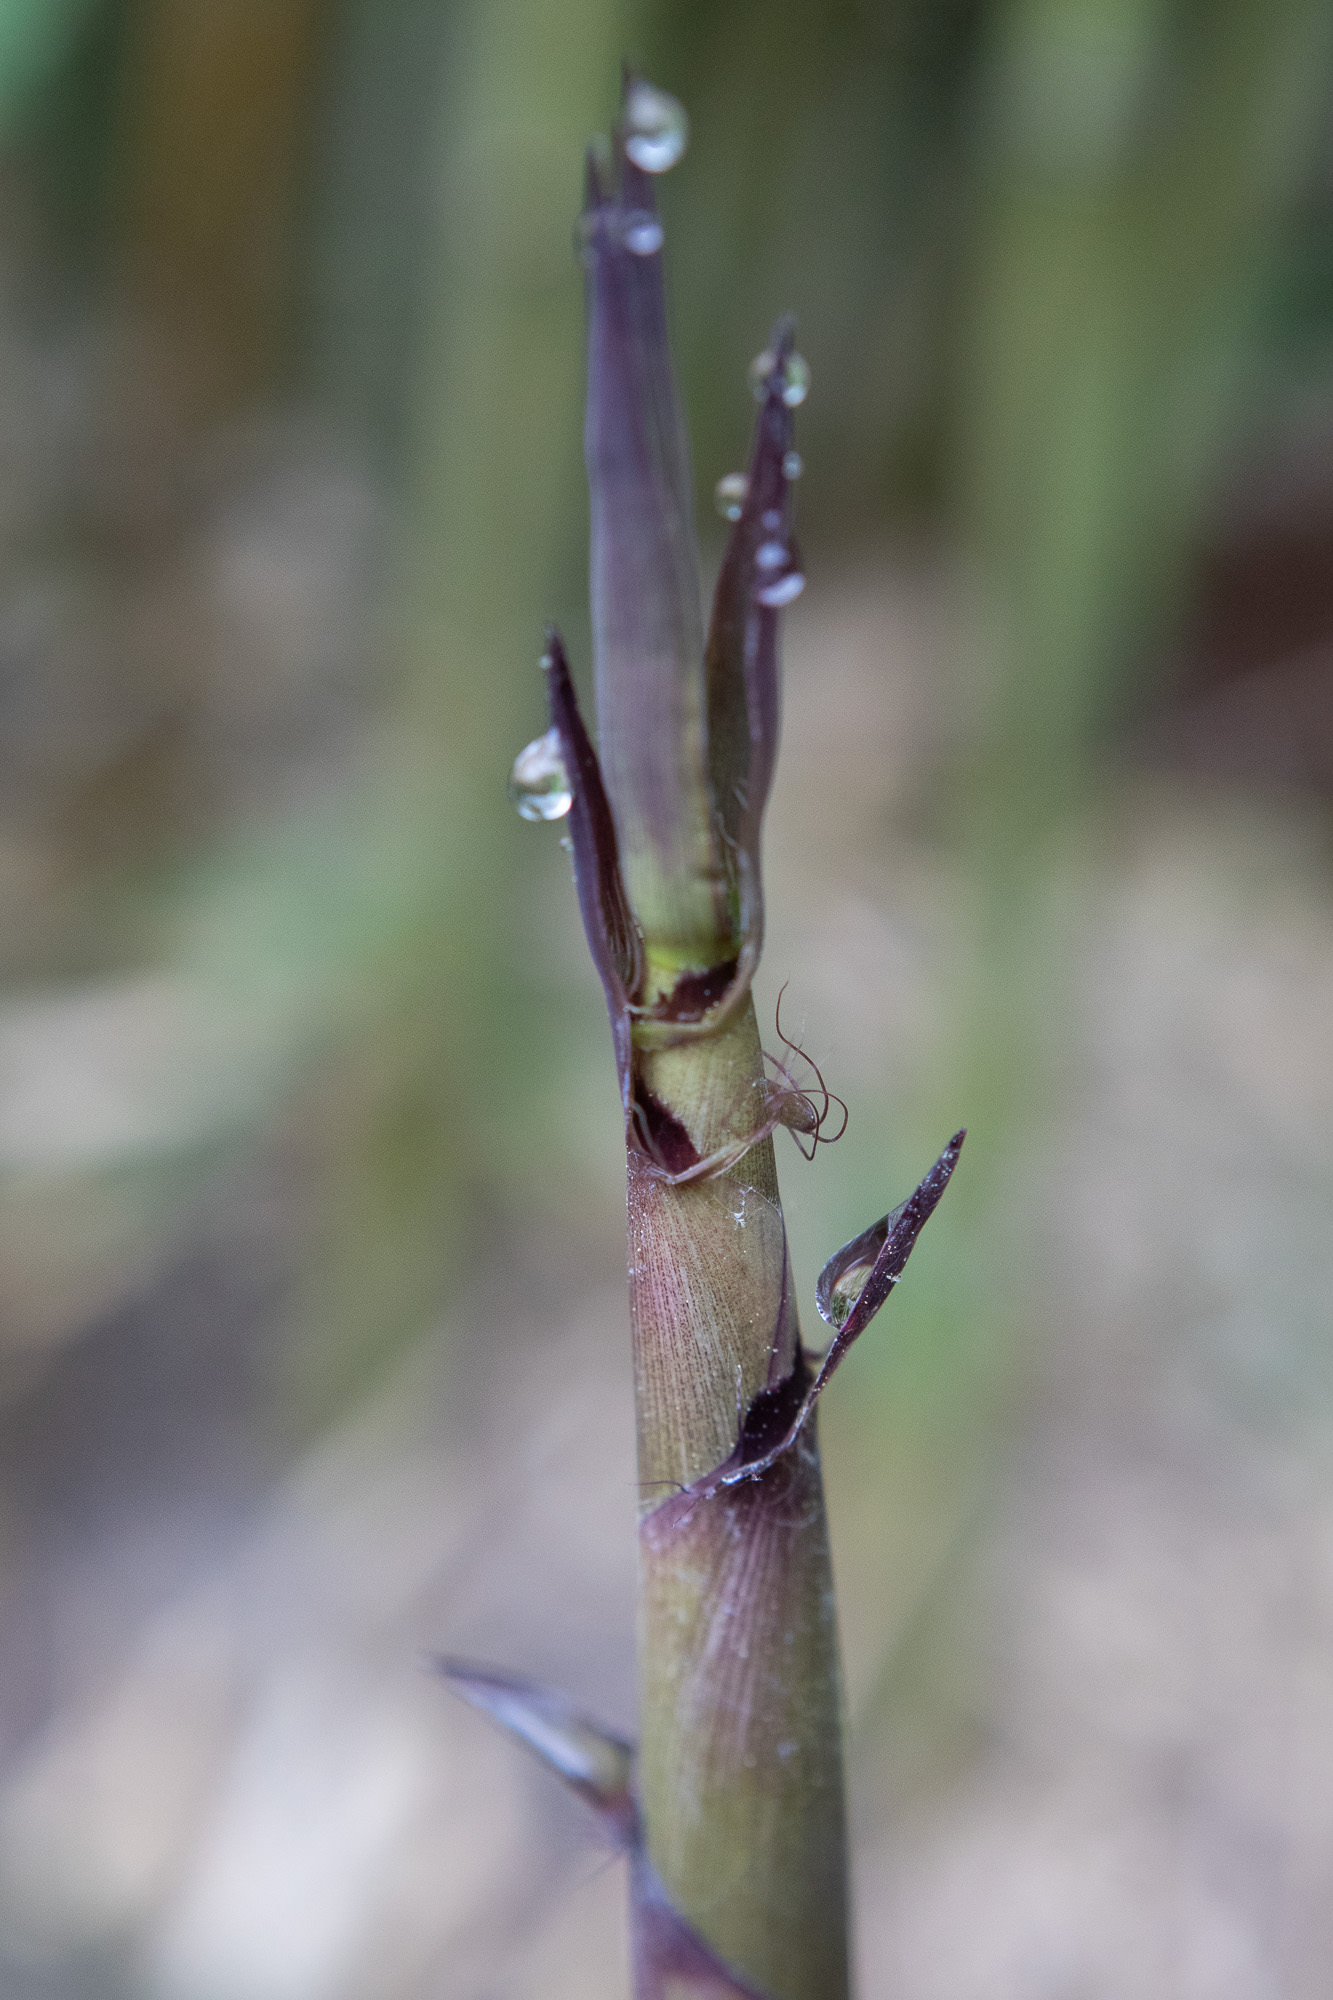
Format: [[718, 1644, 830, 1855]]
[[443, 72, 961, 2000]]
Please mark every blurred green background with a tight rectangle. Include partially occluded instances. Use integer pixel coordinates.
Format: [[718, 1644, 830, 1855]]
[[0, 3, 1330, 1995]]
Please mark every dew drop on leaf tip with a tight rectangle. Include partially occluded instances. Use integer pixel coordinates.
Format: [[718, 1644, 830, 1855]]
[[749, 347, 811, 407], [714, 472, 748, 520], [619, 211, 664, 256], [756, 569, 805, 608], [509, 728, 572, 821], [623, 80, 689, 173]]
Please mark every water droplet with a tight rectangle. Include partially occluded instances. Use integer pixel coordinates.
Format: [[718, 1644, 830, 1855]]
[[559, 833, 573, 853], [756, 568, 806, 608], [761, 507, 782, 531], [509, 728, 572, 821], [748, 350, 773, 398], [827, 1264, 871, 1328], [755, 539, 787, 571], [783, 450, 804, 480], [623, 80, 689, 173], [619, 210, 664, 256], [714, 472, 748, 520], [780, 352, 811, 407], [749, 346, 811, 407]]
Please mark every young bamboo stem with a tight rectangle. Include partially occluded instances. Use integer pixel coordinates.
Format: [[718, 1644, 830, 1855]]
[[450, 73, 960, 2000]]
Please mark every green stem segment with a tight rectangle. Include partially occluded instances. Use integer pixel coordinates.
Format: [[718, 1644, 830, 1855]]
[[631, 1002, 848, 2000]]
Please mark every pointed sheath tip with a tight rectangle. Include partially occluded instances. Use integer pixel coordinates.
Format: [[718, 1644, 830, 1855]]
[[768, 312, 796, 359], [621, 148, 657, 216], [759, 314, 796, 400], [834, 1127, 965, 1339], [541, 624, 575, 711], [609, 110, 628, 184], [431, 1655, 639, 1845], [700, 313, 801, 931], [584, 143, 608, 210], [671, 1124, 968, 1502], [936, 1126, 966, 1181], [773, 1127, 967, 1451]]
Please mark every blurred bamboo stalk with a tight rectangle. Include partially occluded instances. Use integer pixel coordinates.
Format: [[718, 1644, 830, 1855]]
[[962, 0, 1333, 808], [872, 0, 1333, 1597], [788, 0, 1333, 1752], [41, 0, 643, 1425], [0, 5, 336, 1370], [0, 0, 104, 133], [284, 0, 641, 1419], [950, 0, 1333, 1209], [112, 0, 326, 424]]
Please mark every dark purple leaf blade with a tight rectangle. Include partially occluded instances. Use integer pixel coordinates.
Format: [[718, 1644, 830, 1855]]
[[544, 627, 642, 1102], [583, 117, 710, 933], [646, 1130, 966, 1510], [825, 1129, 966, 1346], [636, 323, 805, 1051], [704, 319, 801, 968]]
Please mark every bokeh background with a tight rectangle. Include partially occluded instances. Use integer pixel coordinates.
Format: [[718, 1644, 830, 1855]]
[[0, 3, 1330, 1995]]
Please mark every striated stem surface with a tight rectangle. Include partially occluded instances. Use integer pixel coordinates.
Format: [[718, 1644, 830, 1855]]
[[630, 999, 848, 2000]]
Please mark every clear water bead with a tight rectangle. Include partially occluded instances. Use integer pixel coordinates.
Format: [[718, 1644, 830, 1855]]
[[714, 472, 748, 520], [620, 210, 664, 256], [782, 450, 804, 480], [749, 346, 811, 407], [623, 81, 689, 173], [509, 728, 572, 821], [826, 1268, 865, 1329], [756, 568, 806, 608]]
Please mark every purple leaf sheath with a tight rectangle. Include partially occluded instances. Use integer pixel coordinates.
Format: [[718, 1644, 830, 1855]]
[[704, 318, 804, 989], [543, 627, 643, 1104], [583, 133, 715, 956]]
